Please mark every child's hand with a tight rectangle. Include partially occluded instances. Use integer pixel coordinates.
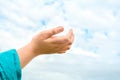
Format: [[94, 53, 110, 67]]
[[17, 26, 74, 68], [30, 26, 74, 56]]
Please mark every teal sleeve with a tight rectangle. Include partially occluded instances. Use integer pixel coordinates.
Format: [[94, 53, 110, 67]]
[[0, 49, 21, 80]]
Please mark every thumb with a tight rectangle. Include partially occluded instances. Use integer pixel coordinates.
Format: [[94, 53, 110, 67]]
[[41, 26, 64, 39]]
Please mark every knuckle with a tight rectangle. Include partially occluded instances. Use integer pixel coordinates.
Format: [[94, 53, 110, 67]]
[[64, 37, 69, 42], [67, 47, 70, 50], [50, 30, 56, 35], [63, 37, 73, 45], [68, 46, 71, 49], [67, 39, 72, 44], [67, 39, 72, 45], [50, 31, 54, 35], [45, 30, 55, 37]]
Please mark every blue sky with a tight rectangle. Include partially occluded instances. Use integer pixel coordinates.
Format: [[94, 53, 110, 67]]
[[0, 0, 120, 80]]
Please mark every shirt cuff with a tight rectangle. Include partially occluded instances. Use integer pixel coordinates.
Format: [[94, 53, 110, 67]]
[[0, 49, 21, 80]]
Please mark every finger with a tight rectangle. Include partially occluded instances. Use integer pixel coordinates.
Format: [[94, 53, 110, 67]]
[[70, 29, 74, 43], [47, 36, 68, 44], [61, 45, 71, 50], [58, 51, 66, 54], [66, 29, 74, 44], [41, 26, 64, 40], [47, 29, 74, 45]]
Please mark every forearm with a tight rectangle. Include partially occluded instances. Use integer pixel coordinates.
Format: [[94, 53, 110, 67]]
[[17, 43, 37, 68]]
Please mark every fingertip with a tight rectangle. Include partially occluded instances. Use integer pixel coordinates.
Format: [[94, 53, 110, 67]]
[[68, 28, 74, 36], [57, 26, 64, 31], [52, 26, 64, 34], [67, 28, 74, 43], [70, 29, 74, 33]]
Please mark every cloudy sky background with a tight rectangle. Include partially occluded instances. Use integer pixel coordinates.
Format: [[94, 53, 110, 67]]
[[0, 0, 120, 80]]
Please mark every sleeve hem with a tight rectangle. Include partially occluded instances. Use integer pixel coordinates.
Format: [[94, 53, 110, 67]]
[[12, 49, 22, 80]]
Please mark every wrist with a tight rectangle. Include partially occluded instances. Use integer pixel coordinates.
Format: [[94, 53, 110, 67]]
[[17, 43, 37, 68], [25, 43, 38, 58]]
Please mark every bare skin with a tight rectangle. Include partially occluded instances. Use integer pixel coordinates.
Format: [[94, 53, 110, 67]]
[[17, 26, 74, 68]]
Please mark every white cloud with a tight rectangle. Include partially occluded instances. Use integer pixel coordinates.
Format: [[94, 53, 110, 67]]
[[0, 0, 120, 80], [71, 48, 100, 57]]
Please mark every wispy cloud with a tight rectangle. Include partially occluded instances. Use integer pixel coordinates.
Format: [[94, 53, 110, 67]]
[[0, 0, 120, 80]]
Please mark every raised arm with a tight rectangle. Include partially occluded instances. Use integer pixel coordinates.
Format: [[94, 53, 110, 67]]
[[17, 26, 74, 68]]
